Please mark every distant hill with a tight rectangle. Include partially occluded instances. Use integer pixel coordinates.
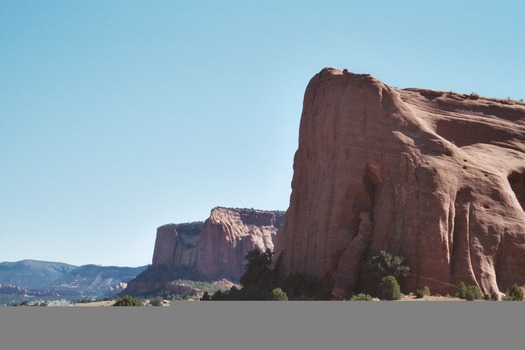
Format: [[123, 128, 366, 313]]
[[0, 260, 148, 300], [0, 260, 77, 289], [47, 264, 148, 297]]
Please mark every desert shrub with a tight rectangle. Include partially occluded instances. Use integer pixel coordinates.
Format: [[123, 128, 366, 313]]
[[415, 286, 431, 299], [464, 285, 482, 301], [350, 293, 374, 301], [150, 296, 164, 306], [490, 291, 499, 301], [359, 251, 410, 297], [504, 284, 524, 301], [270, 288, 288, 301], [210, 285, 245, 300], [378, 276, 402, 301], [457, 282, 467, 299], [113, 295, 143, 306]]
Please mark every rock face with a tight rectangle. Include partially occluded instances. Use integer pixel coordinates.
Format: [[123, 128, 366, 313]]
[[275, 68, 525, 299], [146, 207, 284, 283]]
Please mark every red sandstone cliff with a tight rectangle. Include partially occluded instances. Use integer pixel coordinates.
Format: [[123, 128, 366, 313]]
[[127, 207, 284, 294], [275, 68, 525, 299], [195, 207, 284, 280]]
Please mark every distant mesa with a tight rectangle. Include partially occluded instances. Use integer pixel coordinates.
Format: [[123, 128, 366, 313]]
[[275, 67, 525, 299], [124, 207, 285, 295]]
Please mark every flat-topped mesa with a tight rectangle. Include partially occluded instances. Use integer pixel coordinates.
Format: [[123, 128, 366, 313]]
[[125, 207, 284, 295], [152, 207, 284, 281], [275, 67, 525, 299]]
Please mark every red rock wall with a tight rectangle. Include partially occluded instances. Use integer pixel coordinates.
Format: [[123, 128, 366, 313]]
[[275, 68, 525, 299], [152, 207, 284, 281]]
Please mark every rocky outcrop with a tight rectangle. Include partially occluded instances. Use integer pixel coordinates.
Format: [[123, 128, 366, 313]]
[[275, 67, 525, 299], [126, 207, 284, 295]]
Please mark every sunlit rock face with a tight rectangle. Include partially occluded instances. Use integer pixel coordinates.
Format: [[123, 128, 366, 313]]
[[152, 207, 284, 280], [275, 67, 525, 299]]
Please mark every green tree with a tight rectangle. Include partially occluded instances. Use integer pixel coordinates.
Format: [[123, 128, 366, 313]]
[[113, 295, 143, 306], [457, 282, 467, 299], [378, 275, 402, 301], [359, 251, 410, 296], [239, 248, 275, 289], [270, 288, 288, 301], [209, 249, 331, 301]]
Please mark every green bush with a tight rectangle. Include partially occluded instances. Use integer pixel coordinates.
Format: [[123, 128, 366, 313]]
[[150, 296, 164, 306], [350, 293, 374, 301], [457, 282, 467, 299], [464, 285, 482, 301], [360, 251, 410, 297], [113, 295, 143, 306], [415, 286, 430, 299], [378, 276, 402, 301], [490, 291, 499, 301], [270, 288, 288, 301], [504, 284, 524, 301]]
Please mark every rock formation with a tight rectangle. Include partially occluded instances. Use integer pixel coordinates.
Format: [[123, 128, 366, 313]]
[[126, 207, 284, 295], [275, 67, 525, 299]]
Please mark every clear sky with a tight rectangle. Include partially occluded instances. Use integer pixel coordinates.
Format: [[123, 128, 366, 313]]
[[1, 1, 524, 266]]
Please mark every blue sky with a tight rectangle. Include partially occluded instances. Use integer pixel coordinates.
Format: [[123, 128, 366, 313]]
[[1, 1, 524, 266]]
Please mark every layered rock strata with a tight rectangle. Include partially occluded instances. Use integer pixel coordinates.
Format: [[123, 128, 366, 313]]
[[275, 68, 525, 299]]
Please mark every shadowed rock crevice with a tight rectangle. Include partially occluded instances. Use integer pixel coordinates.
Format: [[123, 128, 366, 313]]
[[450, 188, 478, 287], [363, 162, 382, 220], [508, 171, 525, 210]]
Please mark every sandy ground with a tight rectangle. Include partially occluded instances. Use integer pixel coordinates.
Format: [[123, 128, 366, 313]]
[[70, 300, 115, 307], [68, 297, 466, 305], [69, 299, 174, 307], [401, 294, 463, 301]]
